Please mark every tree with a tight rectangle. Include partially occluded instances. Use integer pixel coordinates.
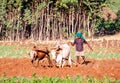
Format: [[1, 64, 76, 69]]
[[0, 0, 108, 41], [115, 10, 120, 32]]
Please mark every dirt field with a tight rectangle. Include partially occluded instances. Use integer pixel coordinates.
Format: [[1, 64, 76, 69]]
[[0, 34, 120, 79], [0, 58, 120, 79]]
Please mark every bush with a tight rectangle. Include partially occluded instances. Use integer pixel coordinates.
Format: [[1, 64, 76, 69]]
[[0, 74, 120, 83]]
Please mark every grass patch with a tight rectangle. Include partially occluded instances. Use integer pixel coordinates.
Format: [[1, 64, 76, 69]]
[[70, 47, 120, 60], [85, 48, 120, 59], [108, 0, 120, 13], [0, 45, 120, 59], [0, 45, 31, 58], [0, 74, 119, 83]]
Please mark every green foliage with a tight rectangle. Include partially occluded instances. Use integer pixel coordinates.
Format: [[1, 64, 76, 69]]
[[114, 10, 120, 31], [55, 0, 78, 10], [0, 75, 119, 83], [36, 2, 46, 14], [0, 44, 120, 59], [0, 0, 7, 21], [82, 0, 105, 13], [13, 0, 23, 9], [107, 0, 120, 13], [85, 48, 120, 59], [0, 45, 31, 58], [0, 0, 119, 40], [104, 20, 115, 31], [5, 20, 13, 30], [94, 18, 117, 36], [23, 8, 32, 24]]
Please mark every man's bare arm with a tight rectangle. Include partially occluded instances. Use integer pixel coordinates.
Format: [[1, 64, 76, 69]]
[[87, 43, 93, 51]]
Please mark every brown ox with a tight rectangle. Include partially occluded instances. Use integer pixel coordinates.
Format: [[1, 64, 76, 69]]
[[29, 46, 53, 67]]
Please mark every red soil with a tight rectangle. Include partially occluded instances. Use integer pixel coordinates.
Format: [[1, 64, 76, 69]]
[[0, 58, 120, 79]]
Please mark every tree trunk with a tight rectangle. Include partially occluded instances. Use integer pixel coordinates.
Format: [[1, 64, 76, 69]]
[[87, 14, 91, 37]]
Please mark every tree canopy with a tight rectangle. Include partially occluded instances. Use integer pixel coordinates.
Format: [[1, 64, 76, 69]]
[[0, 0, 119, 41]]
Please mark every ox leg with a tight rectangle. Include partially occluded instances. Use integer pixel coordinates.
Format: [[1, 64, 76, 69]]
[[41, 59, 46, 67], [47, 55, 53, 67], [32, 59, 39, 67], [31, 59, 39, 67], [36, 59, 40, 67], [57, 60, 62, 68], [61, 59, 66, 68], [31, 55, 37, 64], [31, 60, 34, 63], [35, 56, 38, 60], [68, 57, 72, 67], [31, 57, 35, 66], [56, 55, 62, 68]]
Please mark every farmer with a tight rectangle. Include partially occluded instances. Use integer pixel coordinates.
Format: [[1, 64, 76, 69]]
[[71, 32, 93, 65]]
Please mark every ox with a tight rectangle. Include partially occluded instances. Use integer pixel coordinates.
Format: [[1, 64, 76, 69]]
[[29, 46, 53, 67], [51, 43, 72, 68]]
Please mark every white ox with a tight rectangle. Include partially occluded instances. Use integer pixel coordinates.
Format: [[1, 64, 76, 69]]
[[51, 43, 72, 68]]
